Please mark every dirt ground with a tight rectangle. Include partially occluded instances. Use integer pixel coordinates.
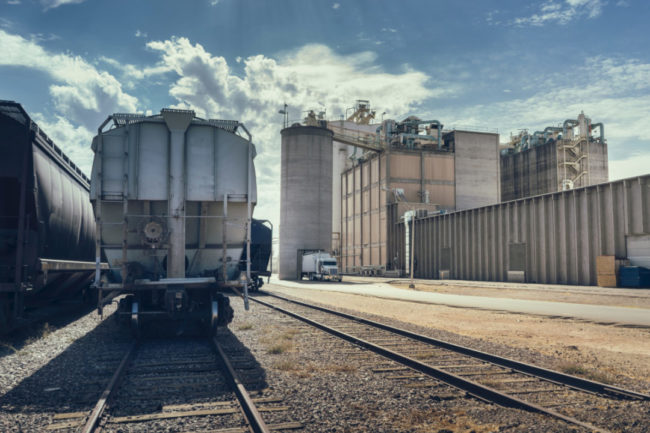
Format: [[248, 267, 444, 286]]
[[267, 283, 650, 390]]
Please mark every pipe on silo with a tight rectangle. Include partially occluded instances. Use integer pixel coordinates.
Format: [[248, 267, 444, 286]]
[[543, 126, 563, 142], [563, 119, 579, 137], [162, 109, 194, 278], [591, 122, 605, 142]]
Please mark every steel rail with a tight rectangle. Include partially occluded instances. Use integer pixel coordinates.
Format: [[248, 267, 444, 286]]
[[251, 295, 610, 433], [81, 340, 139, 433], [212, 337, 271, 433], [262, 291, 650, 401]]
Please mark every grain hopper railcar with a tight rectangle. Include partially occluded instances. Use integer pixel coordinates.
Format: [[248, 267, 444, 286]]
[[0, 100, 99, 333], [239, 219, 272, 291], [90, 108, 257, 334]]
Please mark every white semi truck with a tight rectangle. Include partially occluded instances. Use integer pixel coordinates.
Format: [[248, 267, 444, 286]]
[[298, 250, 342, 281]]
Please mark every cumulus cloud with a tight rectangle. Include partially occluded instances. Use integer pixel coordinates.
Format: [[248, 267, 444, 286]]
[[610, 153, 650, 181], [143, 36, 437, 227], [440, 56, 650, 180], [0, 29, 139, 174], [41, 0, 85, 11], [332, 3, 340, 9], [513, 0, 604, 26], [31, 113, 95, 173], [0, 29, 138, 130]]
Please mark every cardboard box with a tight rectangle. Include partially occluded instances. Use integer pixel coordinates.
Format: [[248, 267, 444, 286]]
[[596, 255, 615, 276], [597, 274, 617, 288]]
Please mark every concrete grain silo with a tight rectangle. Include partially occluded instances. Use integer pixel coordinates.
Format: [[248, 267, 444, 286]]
[[279, 125, 333, 279]]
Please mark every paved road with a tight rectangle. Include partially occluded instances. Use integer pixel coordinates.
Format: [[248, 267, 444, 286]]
[[267, 277, 650, 327]]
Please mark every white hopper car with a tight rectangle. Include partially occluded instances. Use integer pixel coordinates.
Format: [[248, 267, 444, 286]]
[[90, 108, 257, 335]]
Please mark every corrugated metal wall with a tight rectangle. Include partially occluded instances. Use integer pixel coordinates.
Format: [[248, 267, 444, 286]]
[[341, 150, 454, 273], [394, 175, 650, 285]]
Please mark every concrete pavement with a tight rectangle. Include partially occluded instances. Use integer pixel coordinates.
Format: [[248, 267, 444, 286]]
[[267, 276, 650, 327]]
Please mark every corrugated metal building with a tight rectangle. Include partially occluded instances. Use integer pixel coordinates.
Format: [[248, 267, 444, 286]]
[[500, 112, 608, 202], [392, 175, 650, 286], [340, 130, 500, 274]]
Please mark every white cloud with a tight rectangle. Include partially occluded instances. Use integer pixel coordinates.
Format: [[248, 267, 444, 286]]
[[513, 0, 604, 26], [7, 0, 21, 5], [332, 3, 340, 9], [31, 113, 95, 174], [609, 153, 650, 181], [0, 30, 138, 129], [144, 36, 438, 228], [41, 0, 85, 11], [440, 56, 650, 181], [135, 29, 147, 38]]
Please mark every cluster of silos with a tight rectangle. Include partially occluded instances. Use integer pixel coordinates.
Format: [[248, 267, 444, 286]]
[[279, 125, 333, 279]]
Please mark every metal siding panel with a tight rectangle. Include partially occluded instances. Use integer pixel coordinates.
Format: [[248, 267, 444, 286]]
[[136, 123, 168, 200], [626, 234, 650, 268], [186, 126, 215, 200]]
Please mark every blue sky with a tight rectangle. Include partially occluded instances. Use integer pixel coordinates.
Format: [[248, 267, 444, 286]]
[[1, 0, 650, 227]]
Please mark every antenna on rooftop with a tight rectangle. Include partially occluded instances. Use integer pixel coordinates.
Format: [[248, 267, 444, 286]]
[[278, 103, 288, 128]]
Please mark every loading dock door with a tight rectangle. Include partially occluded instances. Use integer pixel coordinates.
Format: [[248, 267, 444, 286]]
[[627, 234, 650, 268]]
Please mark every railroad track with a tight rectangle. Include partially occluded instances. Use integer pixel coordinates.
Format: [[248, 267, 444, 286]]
[[45, 335, 302, 433], [252, 291, 650, 433]]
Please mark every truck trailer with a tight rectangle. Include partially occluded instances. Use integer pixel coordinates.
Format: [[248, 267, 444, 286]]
[[298, 250, 341, 281]]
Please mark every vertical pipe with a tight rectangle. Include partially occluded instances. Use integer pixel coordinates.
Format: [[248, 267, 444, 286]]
[[244, 140, 252, 310], [13, 127, 30, 320], [161, 109, 194, 279], [222, 194, 228, 282], [121, 126, 129, 285], [420, 152, 424, 202], [94, 116, 111, 314]]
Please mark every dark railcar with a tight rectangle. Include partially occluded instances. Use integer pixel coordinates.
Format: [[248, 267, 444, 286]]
[[0, 101, 97, 333], [240, 219, 272, 291]]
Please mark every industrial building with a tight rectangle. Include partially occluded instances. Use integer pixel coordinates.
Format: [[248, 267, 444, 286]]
[[277, 101, 500, 278], [393, 174, 650, 286], [277, 101, 632, 287], [500, 112, 608, 201], [337, 115, 500, 275]]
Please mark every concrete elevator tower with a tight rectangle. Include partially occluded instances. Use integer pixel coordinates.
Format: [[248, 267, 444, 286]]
[[279, 124, 333, 279]]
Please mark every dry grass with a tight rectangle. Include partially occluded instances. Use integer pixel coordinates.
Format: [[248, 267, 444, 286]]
[[237, 322, 254, 331], [263, 327, 301, 355], [390, 409, 499, 433], [0, 342, 17, 354], [413, 352, 434, 360], [322, 363, 357, 373], [272, 359, 318, 378], [267, 341, 293, 354], [273, 360, 297, 371], [24, 322, 54, 347], [559, 362, 612, 384], [279, 329, 299, 340]]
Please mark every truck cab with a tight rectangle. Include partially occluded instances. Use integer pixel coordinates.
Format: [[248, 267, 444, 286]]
[[299, 251, 342, 282]]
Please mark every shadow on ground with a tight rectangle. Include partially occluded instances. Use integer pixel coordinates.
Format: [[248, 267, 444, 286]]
[[0, 303, 268, 430], [0, 300, 95, 358]]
